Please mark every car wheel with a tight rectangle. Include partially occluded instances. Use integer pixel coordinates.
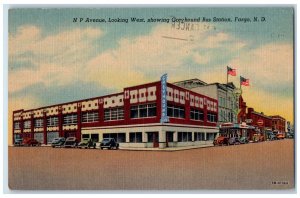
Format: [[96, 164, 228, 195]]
[[100, 147, 103, 150]]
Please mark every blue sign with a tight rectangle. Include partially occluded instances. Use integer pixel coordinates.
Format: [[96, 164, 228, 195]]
[[160, 74, 169, 123]]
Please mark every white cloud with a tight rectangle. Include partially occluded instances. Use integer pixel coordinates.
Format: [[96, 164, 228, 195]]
[[230, 43, 293, 86], [9, 26, 104, 93], [83, 23, 238, 89]]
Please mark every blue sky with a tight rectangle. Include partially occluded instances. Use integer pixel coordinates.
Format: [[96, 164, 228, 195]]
[[8, 7, 294, 122]]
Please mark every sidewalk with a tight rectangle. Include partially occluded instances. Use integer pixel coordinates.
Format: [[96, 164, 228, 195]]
[[119, 144, 214, 151], [10, 143, 215, 151]]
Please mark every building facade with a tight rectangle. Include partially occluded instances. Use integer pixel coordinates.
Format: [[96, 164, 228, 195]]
[[13, 80, 219, 148], [271, 115, 286, 133], [174, 79, 239, 126], [238, 96, 287, 138], [246, 108, 273, 130]]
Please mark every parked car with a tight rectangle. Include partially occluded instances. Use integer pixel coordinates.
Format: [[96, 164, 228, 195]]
[[213, 136, 229, 146], [228, 137, 241, 145], [22, 138, 41, 147], [100, 138, 119, 150], [252, 134, 264, 143], [286, 132, 294, 139], [239, 136, 249, 144], [64, 137, 78, 148], [77, 138, 96, 149], [14, 138, 23, 146], [276, 133, 285, 140], [51, 137, 66, 148], [266, 132, 276, 141]]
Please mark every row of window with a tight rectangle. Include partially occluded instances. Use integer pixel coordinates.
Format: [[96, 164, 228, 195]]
[[82, 132, 217, 143], [14, 104, 217, 128], [15, 131, 217, 143]]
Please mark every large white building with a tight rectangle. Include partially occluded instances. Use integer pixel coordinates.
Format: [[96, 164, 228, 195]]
[[174, 79, 239, 126]]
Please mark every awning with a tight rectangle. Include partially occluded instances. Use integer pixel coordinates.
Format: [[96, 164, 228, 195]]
[[220, 122, 255, 130]]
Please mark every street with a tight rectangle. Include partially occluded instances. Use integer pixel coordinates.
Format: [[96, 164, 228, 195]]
[[8, 139, 294, 190]]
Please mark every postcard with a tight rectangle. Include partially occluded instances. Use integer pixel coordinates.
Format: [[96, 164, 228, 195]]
[[7, 6, 295, 191]]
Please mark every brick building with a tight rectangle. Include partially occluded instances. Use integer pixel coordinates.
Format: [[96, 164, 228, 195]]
[[12, 79, 219, 149], [271, 115, 286, 133]]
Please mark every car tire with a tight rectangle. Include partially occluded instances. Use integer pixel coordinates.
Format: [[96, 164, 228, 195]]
[[101, 147, 103, 150]]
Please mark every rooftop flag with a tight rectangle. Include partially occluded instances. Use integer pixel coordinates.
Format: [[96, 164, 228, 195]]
[[227, 66, 236, 76], [240, 76, 250, 86]]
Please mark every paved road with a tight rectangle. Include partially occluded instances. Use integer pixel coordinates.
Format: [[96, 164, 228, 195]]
[[8, 139, 294, 190]]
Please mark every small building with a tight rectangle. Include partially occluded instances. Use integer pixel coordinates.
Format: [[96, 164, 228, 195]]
[[12, 79, 219, 149], [271, 115, 286, 133], [237, 96, 287, 140]]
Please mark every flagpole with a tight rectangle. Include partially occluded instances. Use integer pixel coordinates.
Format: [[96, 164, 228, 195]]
[[226, 67, 228, 123], [240, 76, 242, 90]]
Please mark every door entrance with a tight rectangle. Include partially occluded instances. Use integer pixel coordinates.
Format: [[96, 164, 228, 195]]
[[147, 132, 159, 148], [166, 132, 174, 147]]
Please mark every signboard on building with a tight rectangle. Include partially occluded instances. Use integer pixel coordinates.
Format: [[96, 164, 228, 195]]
[[245, 119, 253, 124], [257, 119, 264, 126], [160, 74, 169, 123]]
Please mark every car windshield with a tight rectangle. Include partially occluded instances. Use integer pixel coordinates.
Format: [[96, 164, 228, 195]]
[[66, 137, 76, 141], [102, 138, 111, 143]]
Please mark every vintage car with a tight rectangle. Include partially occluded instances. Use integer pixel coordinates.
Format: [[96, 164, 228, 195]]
[[252, 134, 264, 143], [22, 138, 41, 147], [266, 131, 277, 141], [213, 136, 229, 146], [276, 133, 285, 140], [14, 138, 23, 146], [286, 132, 294, 139], [228, 137, 241, 145], [64, 137, 78, 148], [51, 137, 66, 148], [100, 138, 119, 150], [238, 136, 249, 144], [77, 138, 96, 149]]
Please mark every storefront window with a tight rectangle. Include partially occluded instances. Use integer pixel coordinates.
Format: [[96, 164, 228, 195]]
[[178, 132, 192, 142], [91, 134, 99, 142], [194, 132, 205, 141], [103, 133, 125, 143], [129, 132, 142, 143]]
